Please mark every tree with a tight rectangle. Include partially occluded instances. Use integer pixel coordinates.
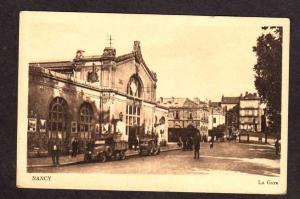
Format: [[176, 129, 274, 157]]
[[253, 26, 282, 133]]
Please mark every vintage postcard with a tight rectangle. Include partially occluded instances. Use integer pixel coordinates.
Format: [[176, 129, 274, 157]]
[[17, 11, 289, 194]]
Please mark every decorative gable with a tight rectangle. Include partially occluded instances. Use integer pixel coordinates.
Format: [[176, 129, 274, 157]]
[[183, 99, 198, 108]]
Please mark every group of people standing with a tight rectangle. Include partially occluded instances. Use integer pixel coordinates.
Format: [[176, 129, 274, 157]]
[[50, 138, 79, 166], [178, 132, 214, 159]]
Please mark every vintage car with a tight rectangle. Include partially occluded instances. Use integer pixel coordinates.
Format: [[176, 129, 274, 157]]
[[139, 138, 160, 156], [84, 134, 128, 163]]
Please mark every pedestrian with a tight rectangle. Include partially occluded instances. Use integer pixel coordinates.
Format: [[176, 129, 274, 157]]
[[189, 136, 194, 151], [177, 137, 183, 148], [182, 137, 187, 151], [209, 136, 214, 149], [194, 133, 201, 159], [71, 138, 78, 157], [275, 139, 280, 155], [135, 135, 139, 150], [154, 133, 158, 145], [259, 135, 263, 143], [187, 137, 191, 150], [51, 141, 60, 166], [87, 139, 93, 152], [136, 135, 140, 149]]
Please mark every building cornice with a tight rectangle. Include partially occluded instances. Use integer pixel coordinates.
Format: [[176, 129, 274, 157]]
[[30, 66, 164, 109]]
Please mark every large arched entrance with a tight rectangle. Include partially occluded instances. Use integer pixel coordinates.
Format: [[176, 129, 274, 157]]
[[126, 74, 143, 149], [168, 123, 181, 142], [48, 97, 68, 153], [186, 124, 198, 137]]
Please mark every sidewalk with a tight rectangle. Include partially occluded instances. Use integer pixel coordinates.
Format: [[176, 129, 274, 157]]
[[27, 143, 181, 168]]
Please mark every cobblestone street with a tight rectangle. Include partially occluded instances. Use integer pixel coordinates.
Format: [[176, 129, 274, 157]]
[[29, 142, 280, 177]]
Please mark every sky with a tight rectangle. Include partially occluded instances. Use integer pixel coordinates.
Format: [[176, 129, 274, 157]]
[[20, 12, 273, 102]]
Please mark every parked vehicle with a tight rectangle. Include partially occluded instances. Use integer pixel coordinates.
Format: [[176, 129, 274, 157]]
[[139, 138, 160, 156], [84, 134, 128, 163]]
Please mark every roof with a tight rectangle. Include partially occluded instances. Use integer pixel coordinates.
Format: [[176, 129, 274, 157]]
[[30, 61, 74, 69], [159, 98, 198, 108], [209, 101, 221, 107], [193, 98, 207, 105], [29, 41, 157, 82], [221, 96, 240, 104], [241, 93, 260, 100]]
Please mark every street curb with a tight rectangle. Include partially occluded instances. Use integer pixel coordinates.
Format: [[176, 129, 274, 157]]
[[27, 147, 181, 169]]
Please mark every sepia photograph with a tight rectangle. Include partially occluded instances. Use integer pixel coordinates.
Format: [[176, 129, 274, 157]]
[[17, 11, 289, 194]]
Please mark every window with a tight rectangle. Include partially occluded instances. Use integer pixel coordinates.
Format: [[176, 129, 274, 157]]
[[126, 104, 141, 127], [127, 75, 142, 97], [189, 112, 193, 120], [79, 103, 93, 140], [49, 97, 68, 141], [240, 110, 245, 116], [175, 111, 179, 119], [159, 116, 165, 125], [249, 110, 253, 115], [254, 110, 258, 116], [213, 118, 216, 123]]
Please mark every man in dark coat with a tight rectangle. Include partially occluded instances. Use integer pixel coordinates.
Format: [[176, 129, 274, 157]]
[[188, 136, 193, 151], [72, 138, 78, 157], [275, 139, 280, 155], [182, 137, 187, 151], [194, 133, 201, 159], [51, 141, 60, 166]]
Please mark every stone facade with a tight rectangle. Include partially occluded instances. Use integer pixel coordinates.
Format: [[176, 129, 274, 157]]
[[239, 92, 262, 132], [27, 41, 168, 157], [157, 97, 209, 142], [220, 92, 263, 133], [221, 96, 240, 112], [208, 102, 226, 130]]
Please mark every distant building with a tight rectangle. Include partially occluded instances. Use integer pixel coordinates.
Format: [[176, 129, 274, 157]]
[[225, 105, 239, 130], [158, 97, 209, 142], [221, 95, 240, 131], [220, 92, 263, 133], [239, 92, 262, 132], [221, 96, 240, 111], [208, 102, 226, 130]]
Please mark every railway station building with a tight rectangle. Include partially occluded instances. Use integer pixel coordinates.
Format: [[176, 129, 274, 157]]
[[27, 41, 168, 157]]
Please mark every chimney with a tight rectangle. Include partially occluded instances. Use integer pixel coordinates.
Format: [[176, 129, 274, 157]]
[[160, 97, 163, 103]]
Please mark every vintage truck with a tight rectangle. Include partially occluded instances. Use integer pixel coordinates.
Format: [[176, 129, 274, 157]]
[[84, 134, 128, 163], [139, 138, 160, 156]]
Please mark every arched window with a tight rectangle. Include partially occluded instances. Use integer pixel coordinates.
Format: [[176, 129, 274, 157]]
[[49, 97, 68, 141], [175, 111, 179, 119], [189, 112, 193, 120], [79, 103, 93, 141], [127, 75, 142, 98], [159, 116, 166, 124]]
